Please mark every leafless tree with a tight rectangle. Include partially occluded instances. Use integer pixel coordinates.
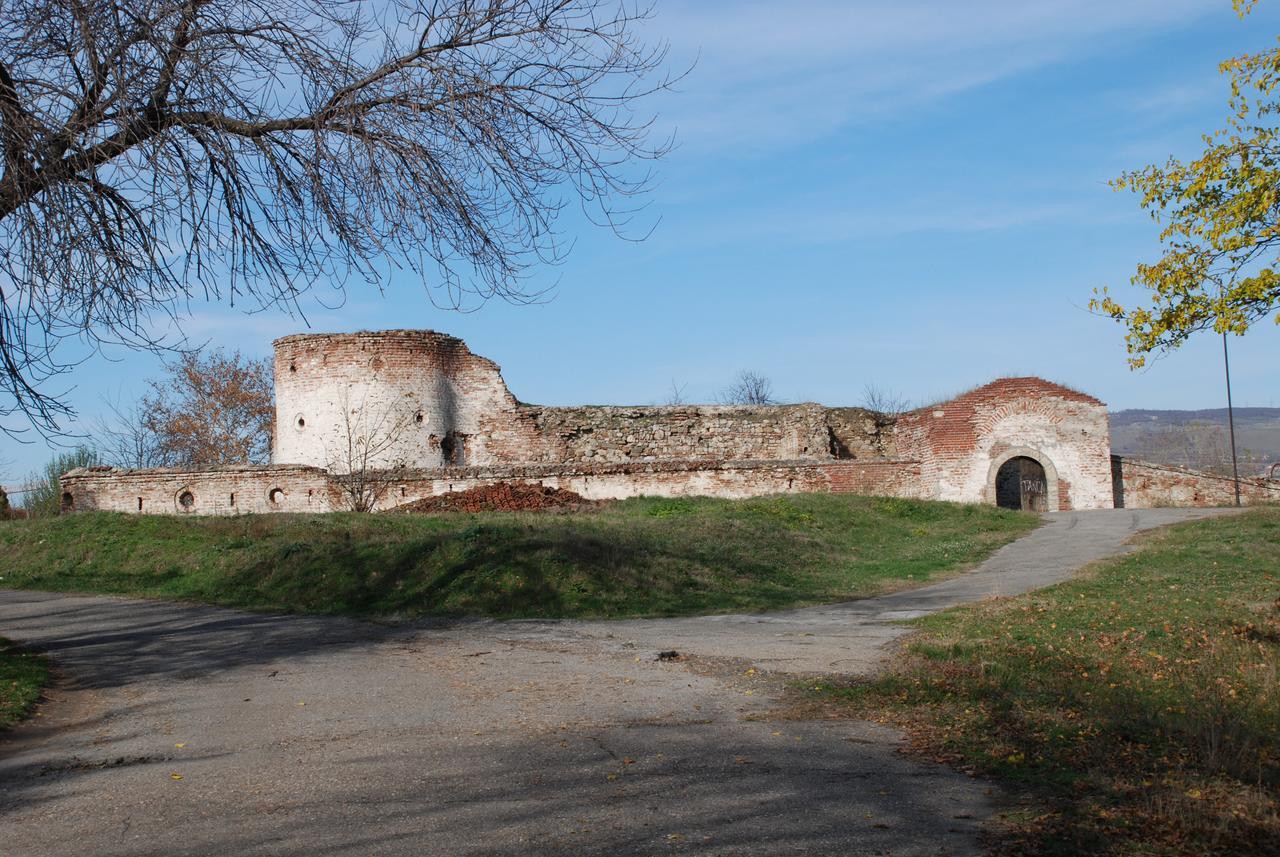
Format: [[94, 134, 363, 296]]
[[719, 370, 777, 406], [663, 378, 688, 406], [860, 384, 911, 416], [93, 394, 162, 468], [0, 0, 675, 436], [327, 388, 416, 512]]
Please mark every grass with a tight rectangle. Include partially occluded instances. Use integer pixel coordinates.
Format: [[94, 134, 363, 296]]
[[807, 508, 1280, 856], [0, 638, 49, 730], [0, 494, 1036, 620]]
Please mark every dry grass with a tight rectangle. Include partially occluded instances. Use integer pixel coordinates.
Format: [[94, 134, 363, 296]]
[[807, 508, 1280, 856]]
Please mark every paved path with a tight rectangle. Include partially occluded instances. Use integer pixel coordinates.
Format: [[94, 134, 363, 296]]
[[0, 508, 1231, 856]]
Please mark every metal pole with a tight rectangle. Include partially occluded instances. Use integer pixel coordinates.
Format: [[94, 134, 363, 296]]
[[1223, 333, 1242, 507]]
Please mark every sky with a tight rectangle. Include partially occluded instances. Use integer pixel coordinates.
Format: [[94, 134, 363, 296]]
[[4, 0, 1280, 477]]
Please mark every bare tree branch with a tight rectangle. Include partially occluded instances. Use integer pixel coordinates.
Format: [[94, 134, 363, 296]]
[[327, 386, 416, 512], [663, 378, 687, 405], [860, 384, 911, 416], [719, 370, 777, 406], [0, 0, 676, 435], [92, 392, 162, 468]]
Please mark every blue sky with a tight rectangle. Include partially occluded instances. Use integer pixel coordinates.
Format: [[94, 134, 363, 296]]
[[5, 0, 1280, 477]]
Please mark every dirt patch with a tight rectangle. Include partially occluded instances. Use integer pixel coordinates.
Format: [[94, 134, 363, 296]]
[[387, 481, 600, 514]]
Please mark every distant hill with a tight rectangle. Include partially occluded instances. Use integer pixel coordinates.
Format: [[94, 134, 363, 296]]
[[1110, 408, 1280, 476]]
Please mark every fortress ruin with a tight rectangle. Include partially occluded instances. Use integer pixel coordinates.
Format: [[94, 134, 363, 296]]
[[61, 330, 1280, 514]]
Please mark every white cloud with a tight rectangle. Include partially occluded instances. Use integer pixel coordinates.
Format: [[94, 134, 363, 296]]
[[652, 190, 1130, 251], [650, 0, 1222, 152]]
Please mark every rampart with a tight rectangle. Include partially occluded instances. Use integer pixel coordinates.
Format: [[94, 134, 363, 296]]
[[59, 328, 1258, 516], [1111, 457, 1280, 508], [64, 459, 927, 515]]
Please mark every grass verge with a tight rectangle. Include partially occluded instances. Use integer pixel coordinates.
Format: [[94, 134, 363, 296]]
[[807, 508, 1280, 856], [0, 494, 1036, 619], [0, 638, 49, 730]]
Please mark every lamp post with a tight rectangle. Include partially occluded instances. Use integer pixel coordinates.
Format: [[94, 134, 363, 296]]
[[1223, 333, 1242, 507]]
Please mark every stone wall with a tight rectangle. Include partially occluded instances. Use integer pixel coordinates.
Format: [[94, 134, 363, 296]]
[[61, 465, 334, 515], [894, 378, 1114, 511], [64, 459, 927, 514], [521, 403, 832, 463], [272, 331, 896, 471], [59, 330, 1133, 516], [1112, 457, 1280, 508]]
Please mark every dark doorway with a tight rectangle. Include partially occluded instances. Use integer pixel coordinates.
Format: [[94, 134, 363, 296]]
[[995, 456, 1048, 512]]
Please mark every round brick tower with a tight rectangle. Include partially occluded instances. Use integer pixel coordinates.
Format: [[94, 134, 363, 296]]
[[272, 330, 526, 472]]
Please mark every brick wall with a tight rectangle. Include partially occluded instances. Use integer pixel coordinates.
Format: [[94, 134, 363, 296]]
[[61, 465, 334, 515], [273, 330, 545, 472], [60, 331, 1127, 516], [522, 403, 835, 463], [1112, 456, 1280, 508], [894, 378, 1113, 510], [63, 458, 927, 513], [272, 331, 897, 470]]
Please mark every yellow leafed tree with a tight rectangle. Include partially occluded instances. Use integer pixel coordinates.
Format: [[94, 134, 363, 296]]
[[1093, 0, 1280, 366]]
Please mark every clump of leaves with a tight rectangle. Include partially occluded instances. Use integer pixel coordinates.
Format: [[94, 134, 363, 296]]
[[1093, 1, 1280, 365]]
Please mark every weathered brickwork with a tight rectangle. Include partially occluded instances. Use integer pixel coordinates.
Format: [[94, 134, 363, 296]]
[[893, 378, 1113, 512], [60, 465, 334, 515], [63, 459, 927, 515], [1112, 457, 1280, 508], [59, 329, 1218, 516], [272, 331, 894, 470], [523, 403, 832, 463], [273, 330, 540, 471]]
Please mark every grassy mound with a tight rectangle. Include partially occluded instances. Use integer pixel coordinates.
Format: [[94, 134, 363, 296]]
[[810, 508, 1280, 856], [0, 494, 1035, 619]]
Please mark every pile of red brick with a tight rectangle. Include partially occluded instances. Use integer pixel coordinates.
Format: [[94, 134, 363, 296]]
[[389, 481, 595, 514]]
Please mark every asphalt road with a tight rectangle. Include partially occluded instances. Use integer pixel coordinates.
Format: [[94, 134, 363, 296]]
[[0, 508, 1231, 856]]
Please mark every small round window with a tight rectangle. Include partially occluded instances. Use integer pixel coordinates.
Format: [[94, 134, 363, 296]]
[[178, 490, 195, 511], [269, 488, 285, 505], [414, 411, 425, 425], [295, 414, 306, 431]]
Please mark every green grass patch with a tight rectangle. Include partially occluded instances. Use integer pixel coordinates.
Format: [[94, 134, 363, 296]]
[[0, 494, 1036, 619], [0, 637, 49, 730], [809, 508, 1280, 856]]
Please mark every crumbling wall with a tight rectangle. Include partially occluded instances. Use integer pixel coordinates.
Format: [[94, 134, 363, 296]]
[[519, 403, 839, 463], [273, 330, 542, 471], [60, 465, 335, 515], [895, 378, 1113, 510], [823, 408, 897, 459], [62, 459, 927, 514], [1112, 457, 1280, 508], [64, 329, 1129, 516], [272, 331, 902, 471]]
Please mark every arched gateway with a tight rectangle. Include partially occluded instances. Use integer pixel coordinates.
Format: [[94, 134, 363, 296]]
[[996, 456, 1048, 511], [985, 446, 1060, 512]]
